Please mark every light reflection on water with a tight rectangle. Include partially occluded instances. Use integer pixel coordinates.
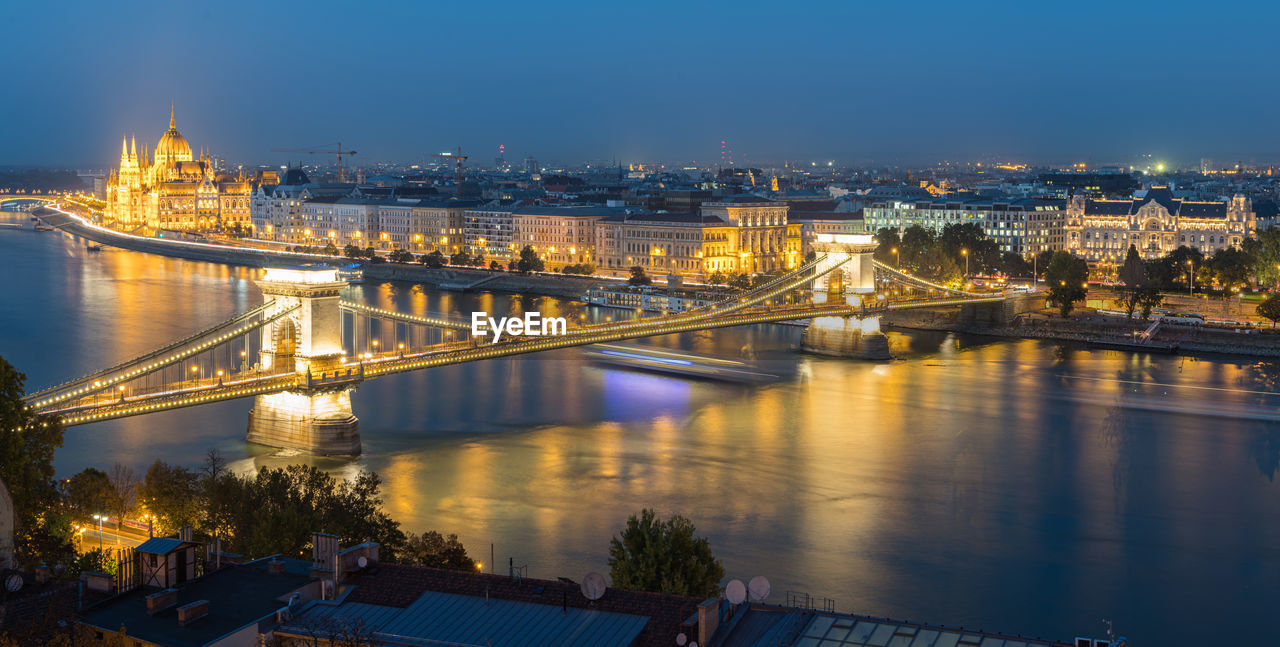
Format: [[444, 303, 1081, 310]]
[[3, 211, 1280, 644]]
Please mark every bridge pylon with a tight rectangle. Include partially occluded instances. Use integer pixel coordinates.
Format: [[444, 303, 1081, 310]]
[[801, 234, 890, 360], [247, 266, 361, 455]]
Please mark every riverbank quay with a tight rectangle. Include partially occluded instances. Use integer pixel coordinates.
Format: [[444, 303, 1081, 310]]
[[38, 207, 610, 299], [886, 306, 1280, 358]]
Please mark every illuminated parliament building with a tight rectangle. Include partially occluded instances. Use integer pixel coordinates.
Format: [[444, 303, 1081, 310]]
[[106, 107, 251, 232]]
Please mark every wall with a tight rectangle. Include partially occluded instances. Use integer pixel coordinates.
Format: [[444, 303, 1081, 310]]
[[0, 477, 12, 569]]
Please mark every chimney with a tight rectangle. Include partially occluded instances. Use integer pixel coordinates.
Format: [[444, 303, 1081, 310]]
[[697, 598, 722, 647], [146, 589, 179, 615], [176, 600, 209, 625], [268, 559, 286, 574], [310, 533, 338, 579]]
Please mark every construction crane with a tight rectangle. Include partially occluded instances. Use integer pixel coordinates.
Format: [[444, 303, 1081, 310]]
[[433, 147, 467, 191], [270, 142, 357, 183]]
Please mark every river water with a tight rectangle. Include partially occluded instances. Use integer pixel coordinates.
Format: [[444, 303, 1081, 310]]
[[3, 211, 1279, 644]]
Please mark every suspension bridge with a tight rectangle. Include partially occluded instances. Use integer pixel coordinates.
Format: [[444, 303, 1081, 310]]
[[23, 233, 1013, 455]]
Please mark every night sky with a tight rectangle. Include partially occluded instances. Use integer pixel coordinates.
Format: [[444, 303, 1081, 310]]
[[2, 0, 1276, 167]]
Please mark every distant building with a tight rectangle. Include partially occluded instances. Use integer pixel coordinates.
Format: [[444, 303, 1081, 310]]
[[594, 196, 799, 280], [106, 107, 252, 232], [464, 205, 517, 261], [1064, 186, 1255, 261], [1035, 172, 1140, 199], [412, 198, 481, 254], [864, 197, 1066, 255], [511, 206, 626, 268]]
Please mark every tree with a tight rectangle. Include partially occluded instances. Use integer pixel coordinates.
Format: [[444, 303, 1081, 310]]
[[1044, 251, 1089, 317], [65, 467, 114, 517], [0, 355, 65, 544], [450, 250, 471, 266], [997, 252, 1031, 278], [421, 251, 446, 268], [489, 260, 502, 271], [874, 227, 902, 264], [707, 271, 726, 286], [728, 273, 752, 290], [608, 509, 724, 597], [343, 244, 363, 259], [400, 531, 476, 570], [1258, 294, 1280, 328], [363, 246, 377, 259], [140, 460, 199, 535], [628, 266, 652, 286], [516, 246, 544, 273], [323, 241, 339, 256], [1204, 247, 1252, 290], [107, 463, 139, 533], [389, 249, 414, 263], [1115, 245, 1148, 319]]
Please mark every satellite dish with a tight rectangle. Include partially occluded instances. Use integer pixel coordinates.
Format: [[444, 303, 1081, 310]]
[[5, 574, 22, 593], [676, 633, 688, 646], [725, 579, 747, 605], [581, 572, 606, 601], [748, 575, 771, 601], [357, 556, 368, 569]]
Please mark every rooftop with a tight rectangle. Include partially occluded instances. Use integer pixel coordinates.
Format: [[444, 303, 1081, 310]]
[[80, 564, 313, 647], [341, 563, 703, 646], [710, 603, 1073, 647]]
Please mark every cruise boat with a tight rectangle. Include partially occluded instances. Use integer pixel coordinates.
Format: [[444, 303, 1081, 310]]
[[585, 344, 776, 383]]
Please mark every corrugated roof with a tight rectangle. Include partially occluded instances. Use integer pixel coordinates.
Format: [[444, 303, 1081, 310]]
[[134, 537, 187, 555]]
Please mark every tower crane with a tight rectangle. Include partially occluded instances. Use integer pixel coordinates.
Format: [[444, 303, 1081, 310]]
[[270, 142, 358, 183], [433, 147, 468, 191]]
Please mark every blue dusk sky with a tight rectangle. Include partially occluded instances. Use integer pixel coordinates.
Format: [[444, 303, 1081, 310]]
[[0, 0, 1276, 168]]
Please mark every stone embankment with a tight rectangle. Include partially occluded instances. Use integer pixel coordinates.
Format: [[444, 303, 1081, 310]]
[[885, 305, 1280, 358]]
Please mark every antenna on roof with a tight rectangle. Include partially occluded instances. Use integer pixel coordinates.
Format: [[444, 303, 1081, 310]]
[[748, 576, 771, 602], [725, 579, 747, 605], [581, 572, 606, 602]]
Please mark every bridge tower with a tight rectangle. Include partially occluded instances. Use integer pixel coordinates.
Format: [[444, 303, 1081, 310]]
[[802, 233, 891, 360], [246, 266, 361, 455]]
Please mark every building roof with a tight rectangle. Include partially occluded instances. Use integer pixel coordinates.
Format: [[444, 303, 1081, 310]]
[[340, 563, 703, 646], [79, 564, 313, 647], [513, 206, 634, 218], [134, 537, 191, 555], [710, 194, 777, 205], [286, 589, 650, 647], [1081, 186, 1240, 219], [709, 604, 1071, 647]]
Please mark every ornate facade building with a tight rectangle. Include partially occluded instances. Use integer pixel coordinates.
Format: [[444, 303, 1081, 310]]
[[1063, 187, 1254, 262], [106, 107, 251, 232]]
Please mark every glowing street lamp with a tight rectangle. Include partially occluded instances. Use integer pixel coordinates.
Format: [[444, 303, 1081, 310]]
[[961, 248, 969, 277], [891, 247, 899, 268]]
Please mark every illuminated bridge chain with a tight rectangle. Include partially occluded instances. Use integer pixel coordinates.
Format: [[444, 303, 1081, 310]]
[[28, 302, 301, 416], [338, 303, 475, 360]]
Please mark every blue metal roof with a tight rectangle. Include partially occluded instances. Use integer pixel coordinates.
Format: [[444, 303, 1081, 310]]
[[287, 590, 649, 647], [134, 537, 186, 555]]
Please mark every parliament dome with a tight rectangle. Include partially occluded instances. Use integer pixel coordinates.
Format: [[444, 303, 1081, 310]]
[[155, 106, 192, 163]]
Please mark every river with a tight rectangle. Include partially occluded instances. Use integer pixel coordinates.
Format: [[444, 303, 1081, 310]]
[[3, 211, 1279, 645]]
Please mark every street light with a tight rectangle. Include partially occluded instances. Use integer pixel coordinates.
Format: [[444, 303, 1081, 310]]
[[1187, 258, 1195, 296], [961, 248, 969, 277], [92, 514, 105, 550], [891, 247, 899, 268]]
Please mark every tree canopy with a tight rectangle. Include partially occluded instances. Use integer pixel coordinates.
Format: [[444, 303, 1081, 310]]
[[608, 509, 724, 597], [1044, 251, 1089, 317]]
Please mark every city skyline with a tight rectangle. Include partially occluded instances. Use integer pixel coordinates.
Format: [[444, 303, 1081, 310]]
[[4, 0, 1279, 167]]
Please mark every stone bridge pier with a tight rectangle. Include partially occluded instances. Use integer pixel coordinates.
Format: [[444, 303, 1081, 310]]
[[247, 266, 361, 456], [801, 234, 890, 360]]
